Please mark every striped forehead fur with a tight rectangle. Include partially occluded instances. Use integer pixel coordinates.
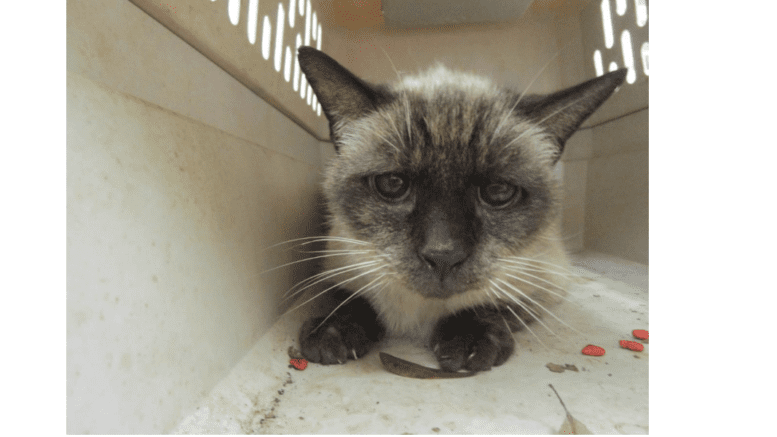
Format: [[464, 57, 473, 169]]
[[333, 66, 560, 176]]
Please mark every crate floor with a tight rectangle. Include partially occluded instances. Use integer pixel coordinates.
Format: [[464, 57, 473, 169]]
[[173, 251, 648, 434]]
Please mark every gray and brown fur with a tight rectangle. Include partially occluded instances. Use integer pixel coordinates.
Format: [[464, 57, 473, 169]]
[[296, 47, 625, 371]]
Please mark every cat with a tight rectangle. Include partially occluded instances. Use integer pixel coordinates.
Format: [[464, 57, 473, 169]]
[[293, 46, 626, 372]]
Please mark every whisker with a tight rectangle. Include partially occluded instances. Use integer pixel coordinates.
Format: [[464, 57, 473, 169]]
[[490, 279, 559, 339], [506, 305, 550, 351], [488, 287, 549, 350], [260, 235, 371, 252], [282, 260, 379, 300], [313, 273, 388, 332], [536, 231, 583, 242], [499, 257, 580, 277], [503, 272, 573, 303], [495, 278, 581, 335], [260, 252, 372, 276], [285, 265, 387, 315], [500, 265, 567, 291], [293, 249, 374, 255]]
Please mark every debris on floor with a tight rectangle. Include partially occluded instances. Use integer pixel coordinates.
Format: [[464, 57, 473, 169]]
[[545, 363, 579, 373]]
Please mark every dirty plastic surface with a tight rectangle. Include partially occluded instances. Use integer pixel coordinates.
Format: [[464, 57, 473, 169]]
[[172, 251, 648, 434]]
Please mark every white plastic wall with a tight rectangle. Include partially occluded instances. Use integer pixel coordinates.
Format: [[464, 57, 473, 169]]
[[67, 0, 328, 432], [67, 0, 647, 433]]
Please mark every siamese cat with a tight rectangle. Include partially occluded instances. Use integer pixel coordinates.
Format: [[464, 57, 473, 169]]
[[293, 46, 625, 372]]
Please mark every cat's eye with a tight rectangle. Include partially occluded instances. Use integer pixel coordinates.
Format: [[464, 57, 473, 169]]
[[479, 181, 520, 208], [371, 173, 410, 201]]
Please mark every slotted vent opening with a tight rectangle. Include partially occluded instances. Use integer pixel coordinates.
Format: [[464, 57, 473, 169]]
[[593, 0, 648, 83]]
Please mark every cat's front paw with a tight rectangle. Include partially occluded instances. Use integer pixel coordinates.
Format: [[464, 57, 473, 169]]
[[430, 309, 515, 372], [299, 314, 382, 365]]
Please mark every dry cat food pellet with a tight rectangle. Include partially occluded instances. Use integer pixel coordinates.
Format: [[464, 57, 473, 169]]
[[581, 345, 606, 356], [619, 340, 644, 352], [632, 329, 649, 340], [289, 358, 308, 370]]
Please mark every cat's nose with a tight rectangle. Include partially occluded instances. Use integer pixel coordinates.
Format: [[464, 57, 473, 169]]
[[420, 247, 468, 282]]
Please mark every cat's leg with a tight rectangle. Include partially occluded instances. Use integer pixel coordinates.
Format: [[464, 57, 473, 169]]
[[299, 288, 385, 364], [430, 306, 521, 372]]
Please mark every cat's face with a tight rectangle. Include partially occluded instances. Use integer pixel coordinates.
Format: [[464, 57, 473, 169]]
[[298, 47, 625, 301], [323, 69, 562, 298]]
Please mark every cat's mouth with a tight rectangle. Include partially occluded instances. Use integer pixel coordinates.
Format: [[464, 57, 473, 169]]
[[409, 263, 478, 299]]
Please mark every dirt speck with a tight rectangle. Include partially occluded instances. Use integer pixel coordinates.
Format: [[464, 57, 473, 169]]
[[432, 427, 440, 432]]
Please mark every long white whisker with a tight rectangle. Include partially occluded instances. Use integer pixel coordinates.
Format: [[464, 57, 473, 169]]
[[505, 305, 549, 351], [503, 273, 572, 303], [495, 278, 581, 335], [261, 235, 371, 252], [260, 252, 372, 276], [490, 280, 558, 338], [285, 265, 387, 315], [499, 261, 578, 279], [294, 249, 374, 255], [283, 260, 379, 300], [499, 257, 580, 277], [313, 273, 388, 332], [500, 265, 567, 291], [488, 287, 549, 350]]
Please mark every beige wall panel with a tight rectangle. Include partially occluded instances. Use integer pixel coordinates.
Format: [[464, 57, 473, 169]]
[[127, 0, 330, 140], [559, 159, 590, 254], [68, 0, 323, 165], [67, 71, 322, 433], [584, 144, 648, 264]]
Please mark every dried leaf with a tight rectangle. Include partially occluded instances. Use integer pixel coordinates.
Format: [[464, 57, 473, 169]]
[[549, 384, 592, 435], [558, 413, 592, 435], [379, 352, 477, 379]]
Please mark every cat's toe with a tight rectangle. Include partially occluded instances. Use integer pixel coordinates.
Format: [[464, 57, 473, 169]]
[[463, 332, 514, 371], [299, 317, 349, 364], [298, 315, 378, 365], [433, 337, 468, 372]]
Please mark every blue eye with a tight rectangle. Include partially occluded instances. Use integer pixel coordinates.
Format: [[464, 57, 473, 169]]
[[372, 173, 410, 201]]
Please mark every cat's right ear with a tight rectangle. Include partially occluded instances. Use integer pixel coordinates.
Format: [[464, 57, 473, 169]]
[[298, 47, 389, 151]]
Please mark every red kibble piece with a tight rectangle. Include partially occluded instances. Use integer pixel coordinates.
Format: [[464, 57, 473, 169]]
[[582, 345, 606, 356], [290, 358, 308, 370], [632, 329, 649, 340], [620, 340, 644, 352]]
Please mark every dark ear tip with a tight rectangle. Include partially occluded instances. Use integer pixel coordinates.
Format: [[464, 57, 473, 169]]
[[607, 68, 628, 85], [298, 46, 319, 58]]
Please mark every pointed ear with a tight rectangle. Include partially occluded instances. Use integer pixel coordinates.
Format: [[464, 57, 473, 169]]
[[297, 47, 389, 151], [519, 69, 627, 161]]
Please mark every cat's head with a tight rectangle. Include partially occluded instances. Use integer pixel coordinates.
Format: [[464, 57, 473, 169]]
[[298, 47, 625, 300]]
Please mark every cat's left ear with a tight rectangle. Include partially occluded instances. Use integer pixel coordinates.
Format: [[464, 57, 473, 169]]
[[298, 47, 390, 151], [519, 69, 627, 161]]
